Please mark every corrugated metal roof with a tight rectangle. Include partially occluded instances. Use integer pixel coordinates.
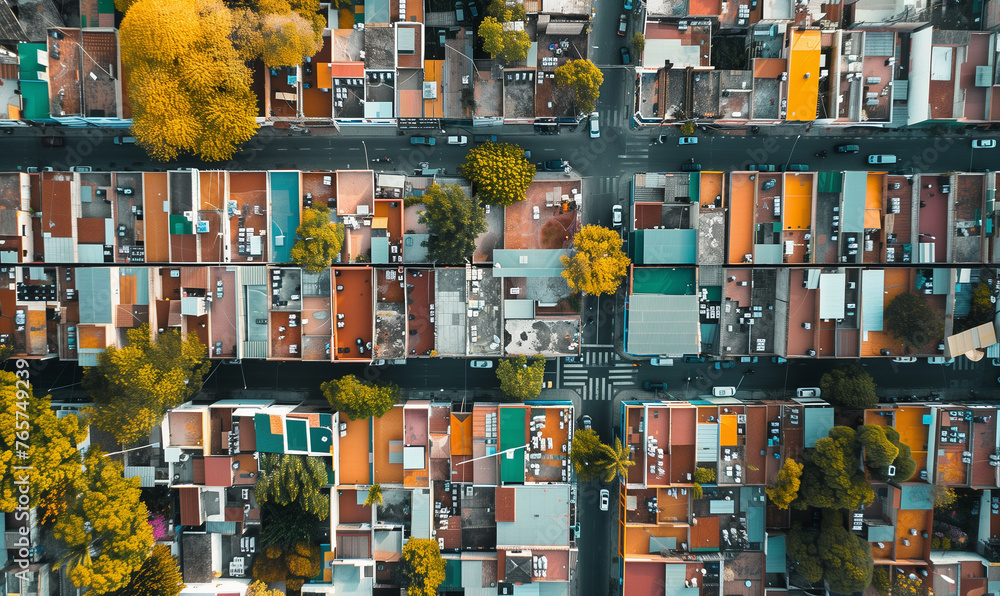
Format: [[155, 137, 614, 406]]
[[765, 535, 786, 573], [123, 465, 155, 487], [493, 249, 569, 277], [119, 267, 150, 304], [495, 486, 516, 522], [842, 172, 867, 233], [411, 488, 431, 539], [504, 299, 534, 320], [77, 244, 104, 263], [179, 487, 202, 526], [803, 407, 834, 448], [496, 485, 570, 547], [747, 505, 764, 542], [819, 273, 846, 320], [709, 500, 735, 514], [76, 267, 113, 324], [625, 294, 700, 356], [696, 423, 719, 461], [42, 236, 74, 263], [205, 521, 237, 534], [861, 269, 884, 336]]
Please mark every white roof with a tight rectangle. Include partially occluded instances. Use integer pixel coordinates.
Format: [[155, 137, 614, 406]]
[[818, 273, 845, 320]]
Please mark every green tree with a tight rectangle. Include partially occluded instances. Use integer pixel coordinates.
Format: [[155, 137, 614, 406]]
[[857, 425, 900, 468], [592, 437, 634, 483], [496, 354, 546, 401], [245, 580, 284, 596], [459, 142, 536, 206], [121, 0, 259, 161], [259, 502, 322, 551], [478, 14, 531, 63], [418, 183, 488, 265], [0, 372, 86, 523], [569, 427, 605, 482], [254, 454, 330, 519], [789, 511, 874, 593], [560, 225, 631, 296], [486, 0, 525, 19], [83, 324, 208, 445], [795, 426, 874, 511], [554, 59, 604, 114], [872, 567, 891, 595], [321, 374, 398, 420], [885, 292, 943, 351], [290, 204, 346, 271], [680, 121, 696, 135], [934, 485, 958, 509], [958, 281, 995, 332], [787, 523, 824, 584], [364, 483, 383, 507], [106, 545, 183, 596], [819, 364, 878, 409], [53, 450, 155, 594], [693, 467, 716, 484], [874, 427, 916, 482], [400, 538, 447, 596], [252, 542, 321, 591], [765, 458, 803, 509], [631, 32, 645, 56]]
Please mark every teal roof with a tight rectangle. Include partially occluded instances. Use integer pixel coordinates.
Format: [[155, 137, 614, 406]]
[[803, 407, 834, 448], [649, 535, 677, 553], [17, 43, 45, 80], [747, 505, 764, 542], [76, 267, 113, 324], [765, 535, 786, 573], [286, 418, 308, 451], [867, 524, 895, 542], [205, 521, 237, 534], [900, 484, 934, 510], [328, 564, 373, 595], [371, 236, 389, 264], [665, 564, 700, 595], [499, 407, 526, 483], [842, 171, 867, 233], [633, 229, 697, 264], [269, 171, 300, 263], [254, 413, 284, 453], [493, 249, 569, 277], [442, 558, 463, 587]]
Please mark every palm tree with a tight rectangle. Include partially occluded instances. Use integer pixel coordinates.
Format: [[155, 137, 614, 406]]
[[363, 483, 383, 507], [594, 438, 635, 483]]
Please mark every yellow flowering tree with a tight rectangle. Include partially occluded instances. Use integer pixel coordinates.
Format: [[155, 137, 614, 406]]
[[290, 205, 346, 272], [560, 225, 630, 296], [459, 142, 535, 206]]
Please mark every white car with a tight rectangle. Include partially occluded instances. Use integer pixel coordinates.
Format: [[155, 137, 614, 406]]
[[599, 489, 610, 511], [589, 112, 600, 138], [928, 357, 955, 365], [973, 139, 997, 149], [447, 135, 468, 146], [470, 360, 493, 369], [892, 357, 917, 363], [712, 386, 736, 397], [650, 358, 674, 366], [796, 387, 821, 398], [612, 205, 622, 227]]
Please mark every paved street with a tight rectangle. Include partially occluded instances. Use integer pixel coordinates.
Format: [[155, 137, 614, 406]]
[[559, 346, 638, 400]]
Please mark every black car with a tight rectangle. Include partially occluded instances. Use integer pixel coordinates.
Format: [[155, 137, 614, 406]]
[[538, 159, 569, 171], [473, 134, 498, 142], [467, 0, 479, 17], [681, 163, 701, 172], [620, 46, 631, 65]]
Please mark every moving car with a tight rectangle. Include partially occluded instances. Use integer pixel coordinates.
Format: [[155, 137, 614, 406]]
[[618, 14, 628, 36], [836, 144, 860, 153], [681, 163, 701, 172], [973, 139, 997, 149], [892, 356, 917, 363], [739, 356, 758, 363], [589, 112, 600, 138], [678, 136, 698, 145], [581, 415, 593, 430], [540, 159, 569, 171], [643, 381, 667, 391], [410, 136, 436, 145], [612, 205, 622, 227], [620, 46, 631, 65], [600, 489, 610, 511], [114, 136, 136, 145], [714, 361, 735, 369], [796, 387, 821, 397], [868, 154, 897, 164], [470, 360, 493, 368], [650, 357, 674, 366], [713, 386, 736, 397], [447, 135, 468, 145]]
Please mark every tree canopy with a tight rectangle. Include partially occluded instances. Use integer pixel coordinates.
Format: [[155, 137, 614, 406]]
[[496, 354, 546, 401], [819, 364, 878, 409], [631, 32, 645, 55], [788, 510, 873, 593], [255, 454, 330, 519], [83, 325, 208, 445], [252, 542, 321, 591], [121, 0, 259, 161], [478, 14, 531, 63], [795, 426, 874, 511], [106, 544, 183, 596], [245, 580, 285, 596], [290, 204, 346, 272], [869, 426, 916, 482], [693, 467, 716, 484], [418, 184, 488, 265], [400, 538, 447, 596], [460, 142, 536, 206], [321, 374, 398, 420], [885, 292, 943, 351], [765, 458, 803, 509], [560, 225, 630, 296], [259, 501, 322, 552], [364, 484, 384, 507], [0, 371, 86, 523], [857, 425, 899, 468], [570, 429, 634, 483], [53, 450, 155, 594], [554, 59, 604, 114]]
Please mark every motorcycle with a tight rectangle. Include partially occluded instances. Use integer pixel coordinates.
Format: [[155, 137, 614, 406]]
[[371, 157, 391, 163]]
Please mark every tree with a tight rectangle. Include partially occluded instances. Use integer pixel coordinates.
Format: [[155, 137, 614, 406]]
[[560, 225, 630, 296], [83, 324, 208, 445], [787, 524, 824, 584], [495, 354, 546, 401], [819, 364, 878, 409], [418, 184, 488, 265], [400, 538, 446, 596], [459, 142, 536, 206], [593, 437, 634, 483], [680, 121, 696, 135], [321, 375, 398, 420], [478, 14, 531, 63], [364, 484, 384, 507], [631, 32, 645, 56], [693, 467, 716, 484], [878, 427, 916, 482], [872, 567, 891, 595], [255, 454, 330, 519], [121, 0, 259, 161], [290, 204, 346, 271], [789, 511, 874, 593], [0, 372, 86, 523], [765, 458, 803, 509], [555, 59, 604, 114], [934, 485, 958, 509], [569, 427, 605, 482], [53, 450, 155, 594], [106, 545, 183, 596], [246, 580, 284, 596], [795, 426, 874, 511], [260, 11, 322, 66], [252, 542, 321, 591], [857, 425, 899, 468], [259, 502, 322, 551], [885, 292, 943, 351], [486, 0, 526, 19]]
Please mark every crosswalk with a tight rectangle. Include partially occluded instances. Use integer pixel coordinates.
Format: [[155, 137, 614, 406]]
[[561, 348, 637, 400], [593, 176, 619, 194], [947, 358, 978, 371]]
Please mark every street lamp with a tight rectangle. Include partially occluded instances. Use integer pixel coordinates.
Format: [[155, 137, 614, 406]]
[[784, 134, 802, 169], [361, 140, 370, 165], [454, 443, 530, 466], [103, 442, 160, 457]]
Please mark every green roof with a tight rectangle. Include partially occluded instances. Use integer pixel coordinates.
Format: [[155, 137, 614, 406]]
[[765, 535, 786, 573], [499, 407, 526, 484], [631, 267, 697, 295], [867, 525, 895, 542], [442, 558, 463, 587], [19, 80, 49, 120], [254, 413, 284, 453], [17, 43, 45, 80], [286, 418, 308, 451]]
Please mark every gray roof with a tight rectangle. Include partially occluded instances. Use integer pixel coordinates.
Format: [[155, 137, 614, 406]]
[[842, 171, 867, 233], [76, 267, 112, 324], [625, 294, 700, 356], [411, 487, 431, 539], [0, 0, 26, 44], [181, 532, 214, 583], [496, 485, 570, 547], [493, 249, 569, 277], [404, 234, 430, 263], [434, 268, 467, 356], [330, 564, 374, 595]]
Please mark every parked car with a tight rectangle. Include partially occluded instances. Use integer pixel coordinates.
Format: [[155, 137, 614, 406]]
[[623, 0, 632, 9], [684, 355, 706, 363], [410, 136, 436, 145], [783, 163, 809, 171], [892, 356, 917, 363], [771, 356, 787, 364], [796, 387, 821, 397], [447, 135, 468, 145], [650, 357, 674, 366], [612, 205, 622, 227], [69, 166, 92, 172], [589, 112, 600, 138], [713, 386, 736, 397], [470, 360, 493, 368], [473, 134, 498, 143], [714, 361, 735, 369], [681, 163, 701, 172], [538, 159, 569, 172], [643, 381, 667, 391], [739, 356, 758, 363], [600, 489, 610, 511], [454, 0, 465, 21], [678, 136, 698, 145], [114, 136, 136, 145], [41, 136, 65, 147], [581, 415, 592, 430], [762, 178, 776, 190], [619, 46, 631, 65], [927, 357, 954, 365], [618, 13, 628, 35], [973, 139, 997, 149], [467, 0, 479, 17], [836, 144, 860, 153], [749, 164, 776, 172]]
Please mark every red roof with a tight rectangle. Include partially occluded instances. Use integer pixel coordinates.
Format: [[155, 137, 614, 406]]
[[495, 486, 516, 522]]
